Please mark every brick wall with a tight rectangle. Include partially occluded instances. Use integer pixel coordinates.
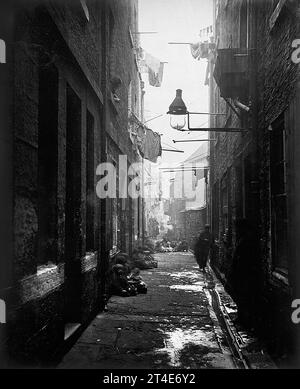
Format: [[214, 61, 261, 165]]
[[210, 0, 300, 358], [1, 0, 143, 366], [256, 0, 298, 274], [106, 0, 142, 162]]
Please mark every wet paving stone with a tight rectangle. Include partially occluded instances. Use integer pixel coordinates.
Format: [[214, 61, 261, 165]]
[[58, 252, 237, 369]]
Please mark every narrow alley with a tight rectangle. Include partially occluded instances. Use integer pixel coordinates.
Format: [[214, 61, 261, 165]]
[[1, 0, 300, 373], [58, 253, 275, 369]]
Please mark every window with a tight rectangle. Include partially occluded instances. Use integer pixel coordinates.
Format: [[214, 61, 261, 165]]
[[239, 0, 248, 49], [270, 113, 288, 272], [65, 85, 82, 262], [38, 64, 59, 265], [86, 110, 95, 252]]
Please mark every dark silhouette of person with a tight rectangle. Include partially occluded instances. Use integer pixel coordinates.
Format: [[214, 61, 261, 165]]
[[230, 218, 260, 328], [194, 224, 214, 271]]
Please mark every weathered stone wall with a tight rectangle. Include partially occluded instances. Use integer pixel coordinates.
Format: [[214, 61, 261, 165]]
[[210, 0, 300, 357], [1, 0, 142, 365], [106, 0, 142, 163], [254, 0, 299, 357], [256, 0, 298, 272]]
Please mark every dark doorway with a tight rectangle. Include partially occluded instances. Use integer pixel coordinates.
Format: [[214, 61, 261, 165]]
[[38, 64, 58, 265]]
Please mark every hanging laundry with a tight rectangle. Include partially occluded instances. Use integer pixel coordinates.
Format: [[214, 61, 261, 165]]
[[204, 61, 210, 85], [204, 168, 209, 184], [190, 40, 216, 63], [199, 25, 213, 39], [190, 42, 210, 60], [142, 52, 165, 87], [128, 111, 162, 163], [192, 168, 198, 191], [138, 127, 162, 163], [148, 62, 164, 87], [196, 169, 205, 180]]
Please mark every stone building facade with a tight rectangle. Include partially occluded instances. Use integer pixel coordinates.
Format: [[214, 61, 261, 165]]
[[0, 0, 143, 366], [209, 0, 300, 360]]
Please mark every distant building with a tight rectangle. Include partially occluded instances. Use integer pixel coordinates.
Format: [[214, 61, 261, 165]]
[[166, 143, 209, 246]]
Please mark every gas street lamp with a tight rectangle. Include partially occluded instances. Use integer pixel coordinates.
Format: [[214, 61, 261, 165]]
[[167, 89, 188, 130], [167, 89, 248, 133]]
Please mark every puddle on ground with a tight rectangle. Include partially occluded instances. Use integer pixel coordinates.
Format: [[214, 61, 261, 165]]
[[156, 270, 201, 281], [169, 271, 201, 279], [156, 270, 204, 292], [168, 283, 204, 292], [153, 327, 219, 367]]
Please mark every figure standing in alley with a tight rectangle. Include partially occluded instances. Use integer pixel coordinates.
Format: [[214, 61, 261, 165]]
[[229, 218, 261, 328], [194, 225, 214, 271]]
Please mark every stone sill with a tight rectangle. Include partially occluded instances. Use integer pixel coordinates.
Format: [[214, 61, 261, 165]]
[[64, 323, 82, 341], [20, 263, 64, 304], [271, 269, 290, 290], [80, 252, 98, 273], [17, 253, 98, 304], [109, 248, 121, 259], [37, 263, 60, 276]]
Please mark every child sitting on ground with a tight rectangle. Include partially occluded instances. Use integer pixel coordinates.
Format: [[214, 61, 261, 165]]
[[110, 264, 137, 297], [128, 268, 147, 294]]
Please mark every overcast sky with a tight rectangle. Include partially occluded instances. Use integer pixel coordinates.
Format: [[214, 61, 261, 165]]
[[139, 0, 213, 169]]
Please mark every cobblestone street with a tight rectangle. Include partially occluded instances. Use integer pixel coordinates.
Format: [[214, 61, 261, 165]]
[[58, 252, 274, 369]]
